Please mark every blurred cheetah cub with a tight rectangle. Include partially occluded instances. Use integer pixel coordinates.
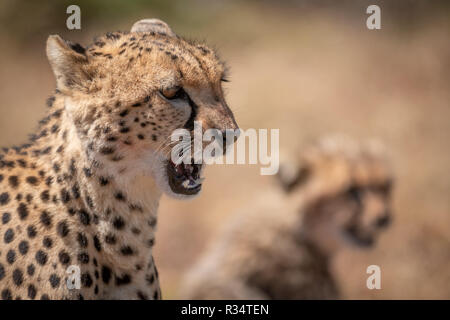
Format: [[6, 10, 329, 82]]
[[179, 135, 394, 299]]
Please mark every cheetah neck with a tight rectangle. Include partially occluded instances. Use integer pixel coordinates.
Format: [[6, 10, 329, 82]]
[[28, 93, 163, 272]]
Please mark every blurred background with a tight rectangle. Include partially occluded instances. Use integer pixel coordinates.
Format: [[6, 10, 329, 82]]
[[0, 0, 449, 299]]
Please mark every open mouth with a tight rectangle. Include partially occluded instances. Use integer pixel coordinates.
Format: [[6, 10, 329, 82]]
[[166, 159, 204, 195]]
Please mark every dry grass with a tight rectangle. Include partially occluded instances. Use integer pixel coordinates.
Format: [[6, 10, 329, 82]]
[[0, 4, 448, 299]]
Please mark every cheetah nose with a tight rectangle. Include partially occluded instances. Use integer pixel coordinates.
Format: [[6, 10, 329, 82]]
[[375, 213, 391, 228]]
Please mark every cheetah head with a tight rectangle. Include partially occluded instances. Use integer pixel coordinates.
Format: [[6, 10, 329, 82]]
[[278, 135, 394, 253], [46, 19, 238, 199]]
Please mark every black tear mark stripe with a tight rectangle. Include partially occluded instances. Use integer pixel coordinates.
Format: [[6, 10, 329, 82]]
[[184, 95, 199, 131]]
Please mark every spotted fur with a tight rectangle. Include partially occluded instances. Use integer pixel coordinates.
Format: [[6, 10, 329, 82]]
[[0, 19, 237, 300]]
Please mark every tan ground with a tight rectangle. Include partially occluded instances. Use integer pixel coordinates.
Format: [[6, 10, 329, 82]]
[[0, 4, 449, 299]]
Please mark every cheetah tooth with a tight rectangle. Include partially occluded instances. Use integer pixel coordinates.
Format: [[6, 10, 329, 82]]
[[182, 177, 204, 189]]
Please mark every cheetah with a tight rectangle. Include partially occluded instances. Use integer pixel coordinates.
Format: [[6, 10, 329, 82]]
[[0, 19, 238, 300], [179, 135, 393, 299]]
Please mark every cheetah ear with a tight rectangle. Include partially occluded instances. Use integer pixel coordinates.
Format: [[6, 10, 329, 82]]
[[277, 162, 311, 193], [131, 19, 176, 37], [46, 35, 90, 92]]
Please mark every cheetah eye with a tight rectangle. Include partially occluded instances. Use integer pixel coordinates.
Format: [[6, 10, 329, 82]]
[[160, 86, 187, 101]]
